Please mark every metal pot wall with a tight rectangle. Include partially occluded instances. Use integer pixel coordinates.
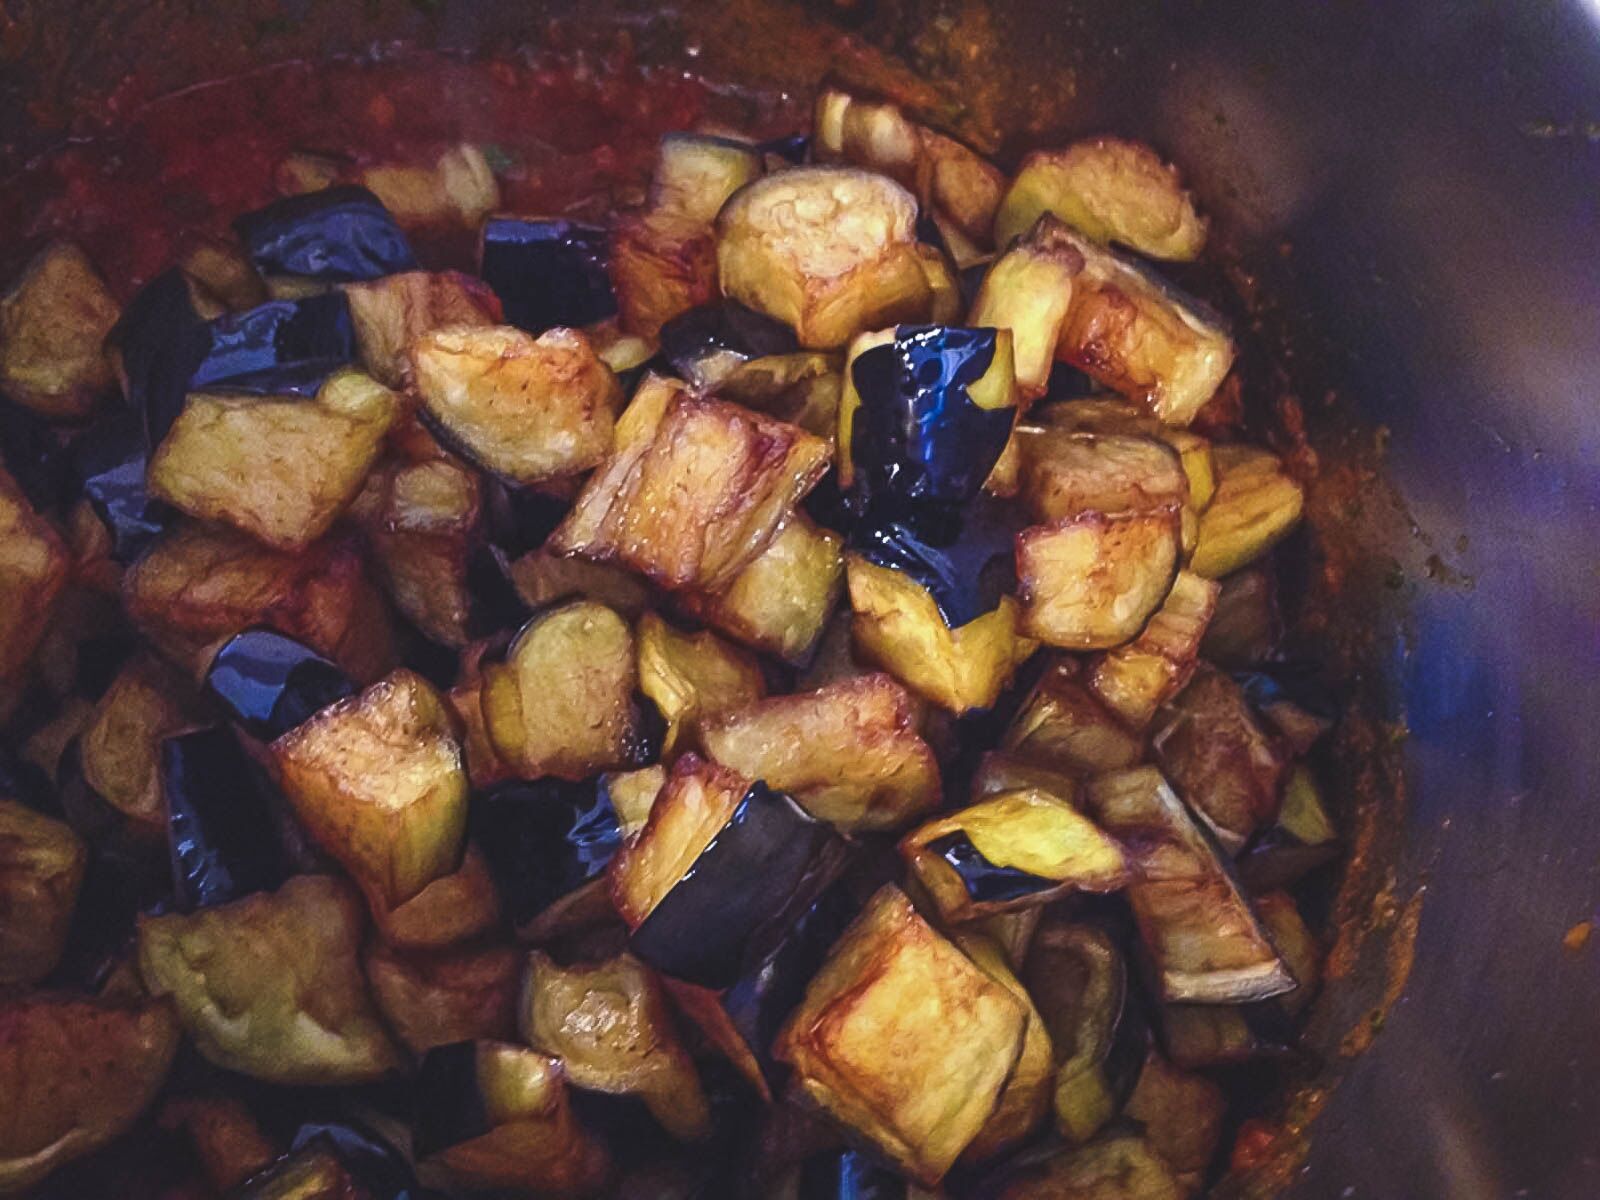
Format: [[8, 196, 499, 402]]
[[2, 2, 1596, 1197]]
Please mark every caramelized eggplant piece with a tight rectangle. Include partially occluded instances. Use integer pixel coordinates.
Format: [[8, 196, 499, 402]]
[[360, 144, 499, 233], [653, 133, 764, 224], [552, 385, 829, 592], [1124, 1051, 1225, 1188], [137, 873, 402, 1083], [657, 302, 800, 390], [364, 940, 520, 1056], [0, 799, 87, 984], [1152, 664, 1285, 851], [1083, 768, 1293, 1004], [1013, 426, 1188, 524], [412, 1040, 609, 1193], [367, 844, 502, 951], [273, 670, 467, 907], [901, 790, 1127, 923], [968, 237, 1081, 399], [716, 166, 935, 349], [1015, 508, 1181, 650], [0, 465, 69, 679], [163, 727, 290, 910], [520, 951, 711, 1141], [469, 778, 623, 936], [480, 602, 641, 782], [345, 269, 501, 388], [71, 410, 174, 563], [1254, 890, 1321, 1017], [839, 324, 1016, 515], [187, 293, 356, 397], [1190, 444, 1305, 578], [700, 675, 941, 832], [123, 523, 394, 682], [775, 885, 1025, 1184], [1086, 569, 1218, 730], [480, 217, 616, 333], [624, 778, 838, 989], [205, 628, 355, 742], [636, 613, 765, 755], [1002, 659, 1145, 774], [1156, 999, 1294, 1069], [1237, 765, 1339, 892], [151, 370, 396, 552], [954, 933, 1055, 1163], [1022, 919, 1148, 1144], [234, 185, 417, 283], [995, 139, 1207, 260], [713, 351, 842, 438], [106, 269, 212, 450], [0, 242, 119, 419], [410, 324, 621, 486], [675, 514, 844, 665], [993, 1136, 1184, 1200], [0, 993, 180, 1193]]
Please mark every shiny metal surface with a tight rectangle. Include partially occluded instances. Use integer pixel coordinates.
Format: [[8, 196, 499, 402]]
[[3, 1, 1597, 1196]]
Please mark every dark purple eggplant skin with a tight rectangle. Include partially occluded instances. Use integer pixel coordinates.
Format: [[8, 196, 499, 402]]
[[106, 269, 211, 451], [234, 185, 418, 283], [463, 544, 533, 642], [847, 324, 1014, 520], [479, 217, 616, 333], [163, 726, 290, 910], [628, 782, 840, 990], [757, 133, 810, 164], [0, 738, 58, 815], [799, 1149, 908, 1200], [289, 1120, 439, 1200], [848, 493, 1023, 628], [482, 481, 571, 558], [204, 628, 356, 742], [657, 303, 800, 384], [1043, 361, 1099, 401], [0, 400, 74, 513], [924, 831, 1058, 904], [469, 779, 622, 929], [188, 292, 356, 397], [721, 871, 859, 1083], [71, 408, 176, 563], [412, 1042, 493, 1159]]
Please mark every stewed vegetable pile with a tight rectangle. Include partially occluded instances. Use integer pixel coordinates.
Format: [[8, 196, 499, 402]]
[[0, 80, 1336, 1199]]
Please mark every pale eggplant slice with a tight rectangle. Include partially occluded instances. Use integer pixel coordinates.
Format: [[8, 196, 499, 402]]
[[233, 184, 417, 283], [967, 236, 1081, 399], [0, 993, 180, 1194], [995, 139, 1207, 260], [479, 216, 616, 334], [774, 884, 1025, 1185], [272, 669, 468, 908], [1190, 444, 1305, 578], [0, 799, 87, 985], [900, 790, 1128, 923], [716, 166, 934, 349], [519, 951, 711, 1141], [1013, 426, 1188, 524], [137, 873, 402, 1084], [412, 1040, 609, 1194], [0, 241, 120, 420], [1022, 918, 1149, 1145], [1082, 768, 1294, 1004], [205, 628, 356, 743]]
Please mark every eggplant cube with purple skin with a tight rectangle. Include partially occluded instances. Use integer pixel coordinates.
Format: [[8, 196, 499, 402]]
[[775, 884, 1026, 1185], [273, 669, 468, 908]]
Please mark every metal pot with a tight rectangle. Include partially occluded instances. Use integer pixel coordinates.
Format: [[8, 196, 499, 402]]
[[2, 2, 1595, 1197]]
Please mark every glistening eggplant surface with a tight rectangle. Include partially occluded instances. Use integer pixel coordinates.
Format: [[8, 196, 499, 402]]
[[0, 67, 1339, 1200]]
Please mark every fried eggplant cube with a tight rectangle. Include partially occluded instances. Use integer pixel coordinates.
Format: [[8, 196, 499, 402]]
[[1084, 768, 1293, 1004], [413, 1040, 609, 1194], [775, 885, 1025, 1184], [366, 844, 503, 951], [1087, 569, 1219, 729], [520, 951, 711, 1141], [953, 933, 1055, 1163], [122, 523, 394, 681], [0, 994, 180, 1194], [995, 139, 1207, 260], [363, 940, 521, 1056], [1190, 444, 1306, 578], [410, 324, 621, 485], [345, 269, 501, 388], [480, 217, 616, 334], [1016, 508, 1181, 649], [1002, 659, 1145, 774], [0, 799, 87, 985], [137, 873, 402, 1084], [480, 602, 640, 781], [609, 209, 720, 339], [273, 670, 468, 907], [552, 389, 829, 592], [0, 467, 69, 678], [717, 166, 935, 349], [0, 242, 120, 419], [900, 789, 1128, 924], [148, 370, 398, 552], [968, 236, 1083, 398], [1014, 427, 1189, 523], [675, 514, 844, 664], [77, 654, 197, 836], [636, 612, 765, 756], [700, 674, 941, 832]]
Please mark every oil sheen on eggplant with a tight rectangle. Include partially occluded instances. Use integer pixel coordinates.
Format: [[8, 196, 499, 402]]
[[205, 628, 357, 742], [234, 185, 418, 283], [163, 726, 291, 910], [479, 217, 615, 333]]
